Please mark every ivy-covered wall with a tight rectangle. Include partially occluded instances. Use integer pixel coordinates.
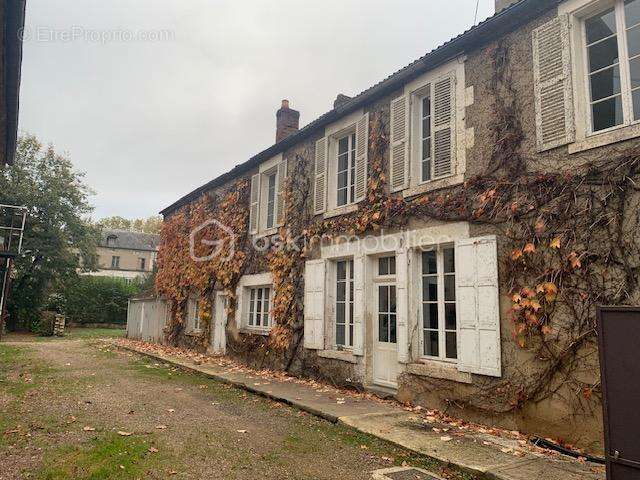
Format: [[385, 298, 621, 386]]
[[156, 8, 640, 452]]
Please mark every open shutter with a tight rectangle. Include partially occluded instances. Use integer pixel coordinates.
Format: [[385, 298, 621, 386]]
[[354, 113, 369, 202], [352, 254, 365, 356], [276, 159, 288, 226], [304, 259, 325, 349], [396, 246, 409, 363], [390, 95, 409, 192], [314, 138, 328, 214], [455, 236, 501, 377], [433, 73, 456, 178], [532, 15, 575, 152], [249, 173, 260, 234]]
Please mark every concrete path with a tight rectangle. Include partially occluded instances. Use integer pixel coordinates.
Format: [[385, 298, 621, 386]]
[[116, 341, 605, 480]]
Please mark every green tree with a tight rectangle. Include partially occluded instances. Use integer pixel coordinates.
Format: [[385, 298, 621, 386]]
[[0, 134, 99, 330], [99, 215, 162, 234]]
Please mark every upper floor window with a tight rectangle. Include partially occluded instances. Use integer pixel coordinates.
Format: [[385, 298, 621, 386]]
[[111, 256, 120, 269], [139, 258, 146, 271], [337, 133, 357, 207], [249, 157, 287, 235], [106, 235, 117, 247], [420, 95, 433, 183], [583, 0, 640, 132]]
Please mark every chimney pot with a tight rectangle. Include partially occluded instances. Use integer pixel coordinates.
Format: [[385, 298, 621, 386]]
[[333, 93, 352, 109], [276, 100, 300, 143]]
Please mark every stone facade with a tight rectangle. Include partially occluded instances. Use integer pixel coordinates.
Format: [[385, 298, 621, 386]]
[[158, 0, 640, 452]]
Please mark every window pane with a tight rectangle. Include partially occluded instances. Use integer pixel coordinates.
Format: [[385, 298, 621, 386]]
[[443, 248, 455, 273], [444, 275, 456, 302], [422, 117, 431, 139], [630, 57, 640, 88], [422, 96, 431, 117], [633, 89, 640, 120], [379, 286, 388, 312], [389, 314, 397, 344], [337, 261, 346, 280], [336, 302, 345, 324], [626, 0, 640, 29], [422, 138, 431, 161], [337, 281, 346, 302], [423, 276, 438, 302], [423, 303, 438, 329], [390, 286, 396, 313], [422, 251, 437, 274], [627, 24, 640, 58], [337, 188, 348, 206], [389, 256, 396, 275], [590, 65, 621, 101], [338, 136, 348, 155], [424, 331, 439, 357], [445, 332, 457, 359], [378, 257, 388, 276], [337, 171, 348, 190], [592, 95, 624, 131], [336, 323, 345, 346], [348, 322, 353, 347], [338, 153, 349, 173], [585, 8, 617, 45], [588, 37, 619, 72], [379, 314, 389, 342], [445, 303, 457, 330]]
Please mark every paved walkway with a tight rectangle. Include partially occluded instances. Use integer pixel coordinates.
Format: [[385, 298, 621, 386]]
[[116, 341, 605, 480]]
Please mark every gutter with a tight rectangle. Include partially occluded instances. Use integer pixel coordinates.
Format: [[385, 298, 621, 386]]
[[160, 0, 560, 216]]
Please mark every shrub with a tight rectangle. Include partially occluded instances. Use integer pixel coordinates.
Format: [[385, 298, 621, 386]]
[[58, 276, 143, 325]]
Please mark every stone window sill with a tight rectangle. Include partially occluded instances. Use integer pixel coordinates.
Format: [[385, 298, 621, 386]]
[[254, 227, 279, 239], [323, 204, 359, 219], [185, 330, 203, 337], [317, 349, 358, 364], [569, 123, 640, 154], [402, 174, 465, 199], [239, 327, 270, 337], [405, 360, 472, 384]]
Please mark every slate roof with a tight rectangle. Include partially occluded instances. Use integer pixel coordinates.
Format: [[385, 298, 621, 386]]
[[100, 229, 160, 251], [160, 0, 561, 216]]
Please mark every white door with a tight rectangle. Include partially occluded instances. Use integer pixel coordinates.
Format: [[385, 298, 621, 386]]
[[373, 280, 399, 388], [212, 291, 227, 354]]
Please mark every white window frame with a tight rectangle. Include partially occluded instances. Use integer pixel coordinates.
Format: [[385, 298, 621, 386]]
[[324, 108, 364, 215], [373, 255, 398, 345], [564, 0, 640, 150], [336, 132, 357, 208], [402, 57, 468, 197], [418, 244, 457, 363], [334, 258, 355, 349], [247, 286, 272, 329], [111, 256, 120, 269], [235, 272, 274, 335], [256, 154, 283, 236], [187, 295, 201, 332], [265, 170, 277, 230]]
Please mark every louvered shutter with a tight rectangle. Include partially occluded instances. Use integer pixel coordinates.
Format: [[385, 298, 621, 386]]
[[352, 254, 365, 356], [396, 246, 409, 363], [249, 173, 260, 234], [532, 15, 575, 151], [390, 96, 410, 192], [314, 138, 328, 214], [433, 73, 456, 178], [276, 160, 288, 226], [455, 236, 501, 377], [304, 260, 326, 349], [354, 113, 369, 202]]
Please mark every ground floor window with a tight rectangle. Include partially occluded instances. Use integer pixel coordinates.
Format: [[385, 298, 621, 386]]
[[421, 246, 457, 360], [248, 287, 271, 329], [188, 296, 201, 332], [377, 255, 397, 344], [335, 259, 354, 348]]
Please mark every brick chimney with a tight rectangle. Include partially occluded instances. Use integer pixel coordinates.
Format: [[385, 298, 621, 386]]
[[495, 0, 520, 12], [276, 99, 300, 143]]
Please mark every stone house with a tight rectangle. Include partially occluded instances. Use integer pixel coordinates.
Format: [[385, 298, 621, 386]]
[[85, 229, 159, 282], [157, 0, 640, 451]]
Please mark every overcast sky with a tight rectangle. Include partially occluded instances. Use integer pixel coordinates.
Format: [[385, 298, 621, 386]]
[[19, 0, 495, 220]]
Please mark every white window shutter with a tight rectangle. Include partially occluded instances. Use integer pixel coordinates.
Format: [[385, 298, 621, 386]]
[[352, 254, 365, 356], [433, 73, 456, 179], [249, 173, 260, 234], [314, 138, 328, 214], [455, 236, 501, 377], [390, 95, 409, 192], [304, 259, 326, 350], [532, 15, 575, 152], [354, 113, 369, 202], [276, 160, 288, 226], [395, 246, 409, 363]]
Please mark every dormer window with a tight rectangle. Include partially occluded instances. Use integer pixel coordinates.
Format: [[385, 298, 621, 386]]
[[106, 235, 117, 247]]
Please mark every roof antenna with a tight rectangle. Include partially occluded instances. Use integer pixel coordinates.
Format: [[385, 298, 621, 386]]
[[474, 0, 480, 25]]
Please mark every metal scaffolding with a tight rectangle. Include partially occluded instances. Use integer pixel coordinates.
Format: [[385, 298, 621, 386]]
[[0, 204, 27, 333]]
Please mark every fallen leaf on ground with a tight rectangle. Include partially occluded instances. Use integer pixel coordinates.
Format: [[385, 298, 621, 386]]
[[148, 447, 159, 453], [167, 409, 175, 413], [83, 426, 95, 432], [236, 430, 247, 433], [155, 425, 167, 430], [440, 436, 452, 442], [118, 431, 133, 436]]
